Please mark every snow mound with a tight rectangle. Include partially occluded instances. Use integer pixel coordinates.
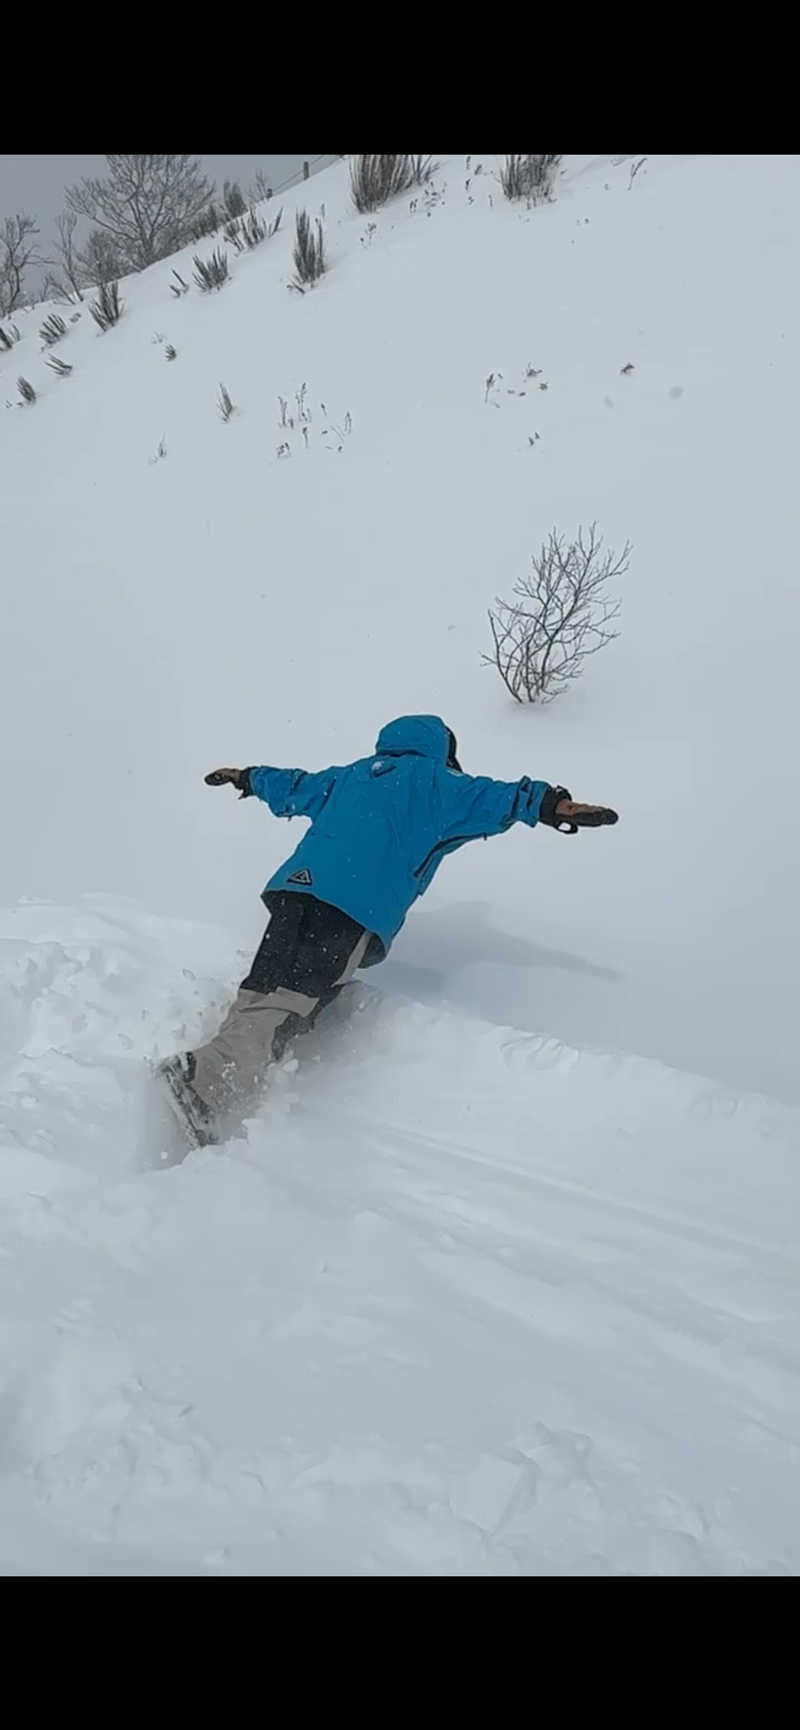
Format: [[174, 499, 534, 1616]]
[[2, 901, 799, 1575]]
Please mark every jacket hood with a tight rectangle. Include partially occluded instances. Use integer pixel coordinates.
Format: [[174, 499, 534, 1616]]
[[375, 715, 451, 764]]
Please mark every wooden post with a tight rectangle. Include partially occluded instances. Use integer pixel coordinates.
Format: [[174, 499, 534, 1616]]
[[303, 160, 310, 180]]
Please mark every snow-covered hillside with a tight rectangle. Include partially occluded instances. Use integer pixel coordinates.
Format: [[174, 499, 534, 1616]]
[[2, 155, 799, 1574]]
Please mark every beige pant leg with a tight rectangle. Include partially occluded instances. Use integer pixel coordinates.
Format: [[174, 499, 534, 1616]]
[[190, 929, 370, 1126], [190, 985, 317, 1118]]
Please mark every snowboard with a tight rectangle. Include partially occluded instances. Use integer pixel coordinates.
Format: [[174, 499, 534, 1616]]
[[157, 1057, 214, 1151]]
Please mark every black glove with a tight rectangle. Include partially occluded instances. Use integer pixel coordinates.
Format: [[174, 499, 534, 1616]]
[[204, 768, 253, 798], [539, 785, 619, 835]]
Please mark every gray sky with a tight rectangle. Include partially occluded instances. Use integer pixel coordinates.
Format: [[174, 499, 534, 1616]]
[[0, 156, 338, 288]]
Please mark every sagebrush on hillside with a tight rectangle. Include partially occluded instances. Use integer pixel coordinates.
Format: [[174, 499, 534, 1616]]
[[90, 280, 123, 332], [292, 211, 326, 289], [193, 249, 229, 292], [350, 155, 436, 213], [217, 382, 236, 422], [224, 207, 281, 253], [500, 154, 562, 203], [223, 180, 247, 221], [40, 313, 68, 348]]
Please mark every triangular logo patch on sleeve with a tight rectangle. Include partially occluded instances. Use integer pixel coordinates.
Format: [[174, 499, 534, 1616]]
[[288, 867, 313, 886]]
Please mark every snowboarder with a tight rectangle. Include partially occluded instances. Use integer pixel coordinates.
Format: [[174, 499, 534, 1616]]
[[159, 715, 618, 1147]]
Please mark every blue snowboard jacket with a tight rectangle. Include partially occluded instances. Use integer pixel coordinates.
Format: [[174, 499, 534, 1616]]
[[246, 715, 551, 954]]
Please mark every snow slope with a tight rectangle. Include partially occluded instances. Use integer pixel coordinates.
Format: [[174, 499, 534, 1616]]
[[2, 898, 800, 1575], [3, 152, 800, 1099], [2, 155, 800, 1573]]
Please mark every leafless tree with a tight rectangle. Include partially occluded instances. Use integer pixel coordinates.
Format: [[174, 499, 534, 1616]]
[[350, 154, 437, 213], [66, 155, 214, 274], [40, 271, 73, 304], [41, 212, 85, 301], [0, 213, 40, 316], [499, 154, 562, 203], [291, 210, 326, 288], [485, 525, 628, 703], [188, 202, 221, 244], [77, 228, 122, 288]]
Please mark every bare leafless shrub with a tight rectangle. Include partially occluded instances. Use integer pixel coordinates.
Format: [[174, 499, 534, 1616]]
[[165, 344, 177, 361], [350, 154, 437, 213], [193, 248, 229, 291], [17, 375, 36, 404], [485, 524, 628, 703], [39, 312, 67, 347], [90, 279, 123, 331], [291, 210, 325, 288], [499, 154, 562, 203], [218, 382, 235, 421], [0, 323, 20, 350], [46, 354, 73, 378]]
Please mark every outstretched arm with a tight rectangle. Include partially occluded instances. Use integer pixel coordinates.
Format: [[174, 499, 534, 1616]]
[[436, 772, 550, 842], [435, 773, 618, 841], [204, 765, 339, 819]]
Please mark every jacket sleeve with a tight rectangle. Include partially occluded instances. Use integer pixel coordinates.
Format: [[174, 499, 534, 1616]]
[[244, 765, 339, 820], [436, 771, 551, 842]]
